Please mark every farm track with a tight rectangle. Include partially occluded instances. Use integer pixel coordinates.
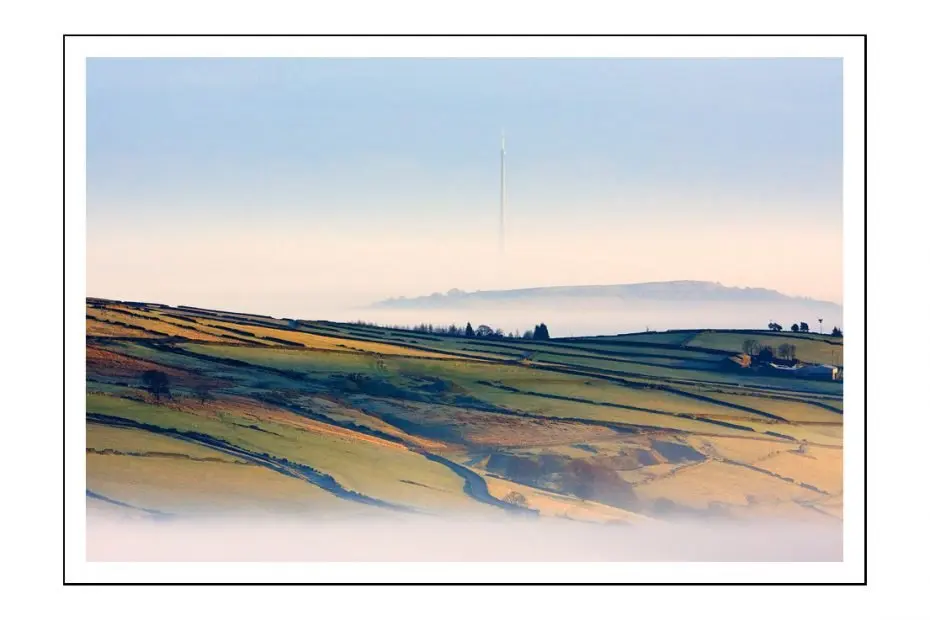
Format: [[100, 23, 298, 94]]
[[90, 368, 539, 516], [418, 452, 540, 515], [86, 414, 412, 512], [251, 395, 538, 515], [256, 394, 418, 445]]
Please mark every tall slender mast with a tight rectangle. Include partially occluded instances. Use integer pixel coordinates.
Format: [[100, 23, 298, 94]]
[[500, 132, 506, 256]]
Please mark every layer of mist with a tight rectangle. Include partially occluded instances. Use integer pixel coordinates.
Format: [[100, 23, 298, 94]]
[[344, 299, 843, 338], [86, 511, 842, 563], [373, 281, 841, 307]]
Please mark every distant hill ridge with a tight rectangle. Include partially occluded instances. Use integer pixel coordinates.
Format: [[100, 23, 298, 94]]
[[372, 280, 841, 309]]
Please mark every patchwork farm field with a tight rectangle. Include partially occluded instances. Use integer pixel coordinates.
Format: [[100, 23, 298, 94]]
[[85, 299, 845, 527]]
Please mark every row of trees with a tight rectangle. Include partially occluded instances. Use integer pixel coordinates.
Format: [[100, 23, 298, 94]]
[[353, 320, 551, 340], [768, 321, 843, 337], [462, 322, 551, 340]]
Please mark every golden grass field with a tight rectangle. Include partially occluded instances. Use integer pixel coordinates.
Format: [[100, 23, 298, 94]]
[[87, 307, 234, 342], [633, 460, 825, 509], [195, 316, 470, 359], [482, 475, 654, 525]]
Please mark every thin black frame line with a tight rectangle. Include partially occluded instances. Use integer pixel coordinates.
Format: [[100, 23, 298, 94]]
[[62, 32, 68, 588], [63, 33, 866, 37], [861, 33, 868, 586]]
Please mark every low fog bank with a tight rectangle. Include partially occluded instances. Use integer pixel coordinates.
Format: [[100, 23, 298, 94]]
[[87, 512, 842, 563], [341, 300, 844, 338]]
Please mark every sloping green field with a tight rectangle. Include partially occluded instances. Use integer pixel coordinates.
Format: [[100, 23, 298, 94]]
[[683, 330, 844, 366]]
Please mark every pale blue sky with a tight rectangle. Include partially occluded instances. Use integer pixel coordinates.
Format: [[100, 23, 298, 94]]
[[86, 58, 843, 314]]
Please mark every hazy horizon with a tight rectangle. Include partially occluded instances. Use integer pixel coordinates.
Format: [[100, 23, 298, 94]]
[[87, 57, 843, 316]]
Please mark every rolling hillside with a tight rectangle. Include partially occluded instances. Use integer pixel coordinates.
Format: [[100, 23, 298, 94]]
[[86, 298, 844, 527]]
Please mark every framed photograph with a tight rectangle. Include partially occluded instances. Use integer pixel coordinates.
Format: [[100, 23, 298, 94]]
[[65, 34, 865, 584]]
